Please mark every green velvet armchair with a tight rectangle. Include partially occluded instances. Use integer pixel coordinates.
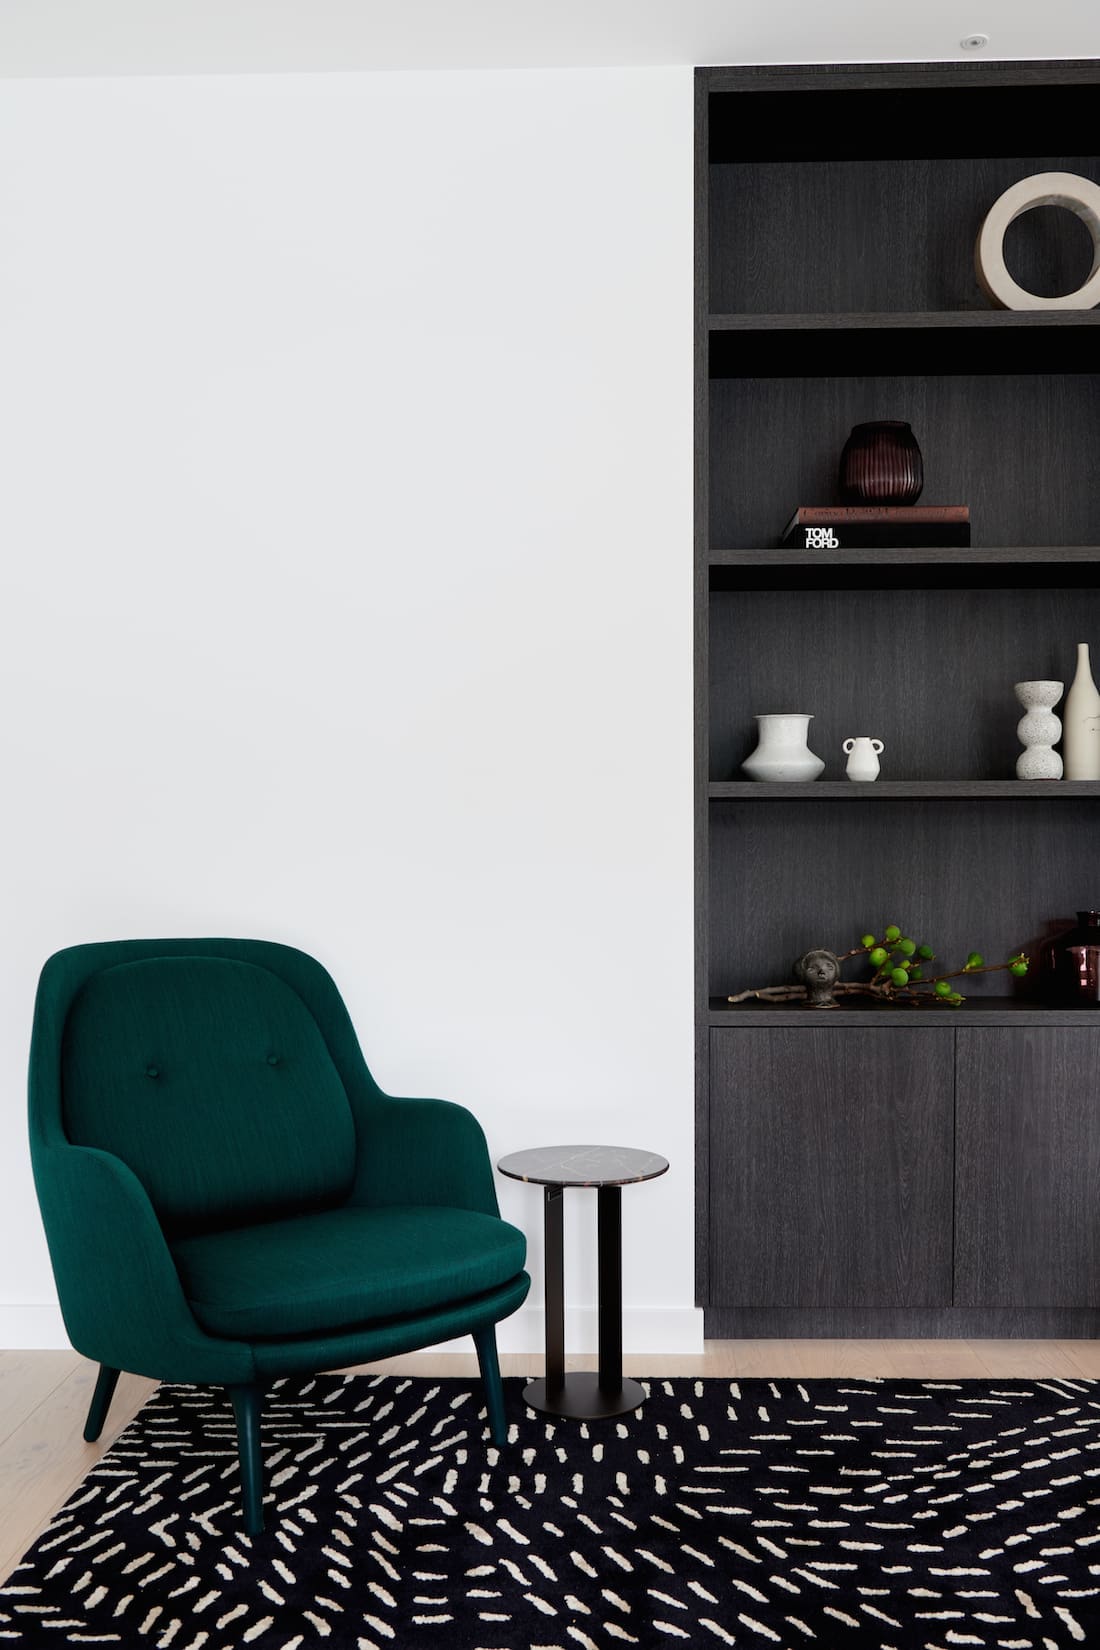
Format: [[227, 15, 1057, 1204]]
[[29, 938, 530, 1534]]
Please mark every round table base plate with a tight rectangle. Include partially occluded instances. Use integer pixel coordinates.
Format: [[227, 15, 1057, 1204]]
[[523, 1372, 647, 1419]]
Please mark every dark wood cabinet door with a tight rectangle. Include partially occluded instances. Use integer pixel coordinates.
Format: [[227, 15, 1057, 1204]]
[[708, 1028, 953, 1308], [955, 1028, 1100, 1307]]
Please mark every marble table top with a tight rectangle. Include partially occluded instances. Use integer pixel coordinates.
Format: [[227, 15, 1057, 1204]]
[[497, 1144, 669, 1188]]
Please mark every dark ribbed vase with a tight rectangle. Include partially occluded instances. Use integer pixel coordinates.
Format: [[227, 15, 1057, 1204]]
[[839, 421, 924, 505], [1040, 910, 1100, 1005]]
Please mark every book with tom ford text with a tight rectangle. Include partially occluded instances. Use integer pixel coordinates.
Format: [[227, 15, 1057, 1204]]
[[780, 505, 971, 550]]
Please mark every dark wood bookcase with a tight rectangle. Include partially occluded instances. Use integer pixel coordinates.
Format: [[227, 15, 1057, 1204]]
[[695, 60, 1100, 1338]]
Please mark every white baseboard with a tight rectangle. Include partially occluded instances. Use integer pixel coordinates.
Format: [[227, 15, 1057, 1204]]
[[437, 1305, 705, 1356], [0, 1302, 704, 1357], [0, 1304, 70, 1349]]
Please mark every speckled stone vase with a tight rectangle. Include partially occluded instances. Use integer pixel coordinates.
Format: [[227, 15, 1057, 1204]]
[[1014, 679, 1064, 779]]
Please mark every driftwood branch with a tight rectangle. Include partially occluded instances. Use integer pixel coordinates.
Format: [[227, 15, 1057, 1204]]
[[728, 955, 1027, 1007], [726, 984, 807, 1003], [727, 980, 892, 1004]]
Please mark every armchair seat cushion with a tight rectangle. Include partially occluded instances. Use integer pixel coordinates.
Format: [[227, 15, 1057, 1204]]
[[171, 1203, 527, 1340]]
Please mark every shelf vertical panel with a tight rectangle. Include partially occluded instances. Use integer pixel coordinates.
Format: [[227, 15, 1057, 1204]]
[[693, 67, 712, 1305]]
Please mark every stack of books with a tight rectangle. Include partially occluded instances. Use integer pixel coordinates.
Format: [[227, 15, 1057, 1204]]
[[779, 506, 970, 550]]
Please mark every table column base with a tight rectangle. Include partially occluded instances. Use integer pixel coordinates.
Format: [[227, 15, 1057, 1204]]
[[522, 1372, 647, 1419]]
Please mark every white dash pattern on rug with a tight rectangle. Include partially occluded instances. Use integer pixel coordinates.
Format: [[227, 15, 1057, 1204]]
[[1, 1375, 1099, 1648]]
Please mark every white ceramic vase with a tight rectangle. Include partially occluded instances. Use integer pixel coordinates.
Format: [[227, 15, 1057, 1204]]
[[742, 713, 825, 782], [1014, 680, 1063, 779], [1062, 643, 1100, 780], [843, 736, 884, 781]]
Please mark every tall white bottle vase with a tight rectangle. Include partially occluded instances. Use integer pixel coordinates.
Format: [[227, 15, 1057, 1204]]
[[1014, 680, 1063, 779], [1063, 643, 1100, 780]]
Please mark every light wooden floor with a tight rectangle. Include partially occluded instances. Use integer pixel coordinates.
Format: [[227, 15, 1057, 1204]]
[[3, 1340, 1098, 1586]]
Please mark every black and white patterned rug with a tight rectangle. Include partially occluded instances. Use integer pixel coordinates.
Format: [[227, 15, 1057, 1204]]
[[2, 1375, 1099, 1649]]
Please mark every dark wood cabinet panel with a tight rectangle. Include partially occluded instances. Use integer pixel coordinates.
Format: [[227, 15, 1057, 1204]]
[[709, 1028, 953, 1308], [955, 1028, 1100, 1307]]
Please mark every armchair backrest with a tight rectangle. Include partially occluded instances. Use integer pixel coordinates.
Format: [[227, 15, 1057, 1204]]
[[31, 939, 385, 1238]]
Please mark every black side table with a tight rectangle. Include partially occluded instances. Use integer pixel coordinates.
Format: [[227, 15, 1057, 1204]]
[[497, 1144, 669, 1419]]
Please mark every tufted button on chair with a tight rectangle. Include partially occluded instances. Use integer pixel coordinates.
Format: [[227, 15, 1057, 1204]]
[[29, 938, 530, 1533]]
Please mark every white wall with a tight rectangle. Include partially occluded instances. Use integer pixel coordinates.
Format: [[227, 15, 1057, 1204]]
[[0, 0, 1094, 77], [0, 67, 697, 1354]]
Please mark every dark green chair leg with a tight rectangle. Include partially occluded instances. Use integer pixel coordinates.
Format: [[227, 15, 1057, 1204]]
[[83, 1364, 121, 1442], [474, 1325, 508, 1446], [228, 1384, 265, 1535]]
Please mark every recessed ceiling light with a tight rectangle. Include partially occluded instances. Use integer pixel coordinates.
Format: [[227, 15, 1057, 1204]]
[[960, 33, 989, 49]]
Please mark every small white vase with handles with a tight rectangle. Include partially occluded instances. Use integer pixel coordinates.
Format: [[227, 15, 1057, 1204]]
[[1014, 680, 1063, 779], [1062, 643, 1100, 780], [742, 713, 825, 782], [843, 736, 884, 781]]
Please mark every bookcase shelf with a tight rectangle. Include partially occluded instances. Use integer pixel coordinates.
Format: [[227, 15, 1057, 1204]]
[[709, 326, 1099, 377], [708, 996, 1100, 1027], [695, 59, 1100, 1337], [709, 545, 1100, 567], [709, 308, 1100, 376], [709, 780, 1100, 800], [710, 311, 1100, 332]]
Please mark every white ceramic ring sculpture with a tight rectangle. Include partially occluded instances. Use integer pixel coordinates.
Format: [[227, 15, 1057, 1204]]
[[975, 171, 1100, 310]]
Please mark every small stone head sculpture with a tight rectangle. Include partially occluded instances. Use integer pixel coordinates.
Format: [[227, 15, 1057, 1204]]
[[795, 947, 841, 1009]]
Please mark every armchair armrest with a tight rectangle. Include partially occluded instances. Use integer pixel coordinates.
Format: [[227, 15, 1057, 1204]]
[[33, 1144, 253, 1386], [349, 1097, 501, 1217]]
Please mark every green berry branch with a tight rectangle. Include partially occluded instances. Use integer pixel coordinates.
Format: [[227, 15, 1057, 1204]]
[[728, 925, 1029, 1008]]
